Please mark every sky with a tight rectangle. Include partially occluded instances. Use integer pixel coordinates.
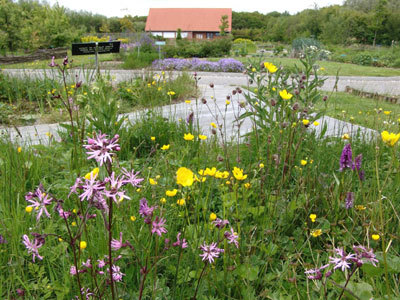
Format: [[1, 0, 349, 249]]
[[46, 0, 345, 17]]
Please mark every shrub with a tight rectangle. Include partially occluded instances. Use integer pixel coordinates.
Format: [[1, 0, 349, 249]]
[[351, 53, 373, 66], [121, 51, 160, 69]]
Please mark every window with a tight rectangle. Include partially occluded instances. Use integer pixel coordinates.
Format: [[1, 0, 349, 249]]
[[206, 33, 214, 39], [150, 32, 162, 37], [196, 33, 203, 39], [163, 32, 175, 38], [181, 32, 188, 38]]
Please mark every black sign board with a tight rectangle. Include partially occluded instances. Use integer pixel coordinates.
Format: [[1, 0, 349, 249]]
[[72, 41, 121, 56]]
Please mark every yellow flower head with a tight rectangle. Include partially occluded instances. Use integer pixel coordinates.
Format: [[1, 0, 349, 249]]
[[198, 134, 207, 140], [313, 121, 319, 126], [71, 221, 77, 226], [184, 133, 194, 141], [185, 100, 191, 104], [166, 189, 178, 197], [210, 122, 217, 128], [355, 205, 366, 211], [381, 131, 400, 146], [279, 90, 293, 100], [264, 62, 278, 73], [244, 183, 251, 189], [226, 100, 231, 105], [161, 144, 170, 150], [160, 197, 167, 204], [177, 198, 186, 206], [259, 163, 265, 169], [176, 167, 194, 187], [251, 67, 256, 72], [232, 167, 247, 181], [302, 119, 310, 126], [149, 178, 158, 185], [300, 160, 307, 166], [25, 206, 33, 213], [194, 175, 206, 182], [311, 229, 322, 237], [309, 214, 317, 222], [151, 136, 156, 141], [130, 216, 136, 222], [84, 167, 99, 180], [209, 213, 217, 221], [272, 87, 276, 91], [79, 241, 87, 249], [383, 111, 391, 115], [167, 91, 176, 96], [204, 167, 217, 177], [372, 234, 380, 241], [17, 147, 22, 153], [342, 133, 350, 140]]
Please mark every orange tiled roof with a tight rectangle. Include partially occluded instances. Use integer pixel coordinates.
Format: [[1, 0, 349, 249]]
[[145, 8, 232, 32]]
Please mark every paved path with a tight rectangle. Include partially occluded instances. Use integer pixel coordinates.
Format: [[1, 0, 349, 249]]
[[3, 69, 400, 95], [2, 84, 376, 146]]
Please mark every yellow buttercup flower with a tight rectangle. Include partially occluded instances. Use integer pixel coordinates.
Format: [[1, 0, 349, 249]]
[[167, 91, 175, 96], [381, 131, 400, 146], [184, 133, 194, 141], [160, 197, 167, 204], [372, 234, 380, 241], [302, 119, 310, 126], [279, 90, 293, 100], [313, 121, 320, 126], [198, 134, 207, 140], [210, 122, 217, 128], [244, 183, 251, 189], [264, 62, 278, 73], [185, 100, 191, 104], [383, 111, 391, 115], [355, 205, 366, 211], [301, 160, 307, 166], [130, 216, 136, 221], [84, 167, 99, 180], [226, 100, 230, 105], [251, 67, 256, 72], [311, 229, 322, 237], [166, 189, 178, 197], [161, 144, 170, 150], [204, 167, 217, 177], [25, 206, 33, 213], [232, 167, 247, 181], [215, 171, 229, 179], [342, 133, 350, 140], [17, 147, 22, 153], [80, 241, 87, 249], [309, 214, 317, 222], [151, 136, 156, 141], [149, 178, 158, 185], [194, 175, 206, 182], [259, 163, 265, 168], [177, 198, 186, 206], [71, 222, 77, 226], [209, 213, 217, 221], [176, 167, 194, 187]]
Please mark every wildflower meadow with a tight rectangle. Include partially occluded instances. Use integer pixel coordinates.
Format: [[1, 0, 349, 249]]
[[1, 52, 400, 300]]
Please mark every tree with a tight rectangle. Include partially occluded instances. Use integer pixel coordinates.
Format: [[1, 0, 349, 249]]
[[219, 15, 229, 36], [176, 28, 182, 40]]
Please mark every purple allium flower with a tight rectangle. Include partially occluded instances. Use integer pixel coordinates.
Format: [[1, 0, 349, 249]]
[[329, 247, 357, 271], [25, 186, 53, 221], [224, 227, 239, 248], [172, 232, 188, 249], [121, 168, 144, 187], [83, 132, 120, 166], [111, 232, 124, 251], [151, 217, 167, 237], [104, 172, 130, 203], [22, 234, 44, 262], [109, 265, 125, 282], [345, 192, 354, 209], [139, 198, 156, 218], [305, 264, 330, 280], [79, 173, 105, 202], [353, 245, 378, 267], [0, 234, 7, 244], [199, 242, 224, 263], [339, 144, 354, 171], [212, 218, 229, 229]]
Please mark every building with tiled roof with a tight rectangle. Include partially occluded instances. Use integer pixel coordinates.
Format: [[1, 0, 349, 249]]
[[145, 8, 232, 39]]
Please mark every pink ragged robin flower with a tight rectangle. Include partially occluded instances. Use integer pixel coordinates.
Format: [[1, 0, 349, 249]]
[[151, 217, 167, 237], [224, 227, 239, 248], [22, 234, 44, 262], [83, 132, 120, 166], [199, 242, 224, 263], [25, 185, 53, 221], [172, 232, 188, 249]]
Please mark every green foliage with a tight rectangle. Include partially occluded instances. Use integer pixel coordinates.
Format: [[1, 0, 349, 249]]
[[232, 38, 257, 56], [121, 51, 159, 69], [163, 38, 232, 58]]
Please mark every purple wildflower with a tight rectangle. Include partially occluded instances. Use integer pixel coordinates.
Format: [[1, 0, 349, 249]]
[[111, 232, 124, 251], [0, 234, 7, 244], [345, 192, 354, 209], [83, 132, 120, 166], [79, 173, 105, 202], [70, 265, 77, 275], [25, 186, 53, 221], [354, 154, 365, 180], [339, 144, 354, 171], [22, 234, 44, 262], [172, 232, 188, 249], [104, 172, 130, 203], [151, 217, 167, 236], [353, 245, 378, 267], [97, 259, 106, 269], [109, 265, 125, 282], [212, 218, 229, 229], [224, 227, 239, 248], [82, 259, 92, 268], [305, 264, 330, 280], [121, 168, 144, 187], [139, 198, 156, 218], [48, 56, 58, 67], [329, 247, 357, 271], [69, 177, 82, 197], [199, 242, 224, 263]]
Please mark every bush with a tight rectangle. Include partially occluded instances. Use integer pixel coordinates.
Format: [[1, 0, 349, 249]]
[[122, 51, 160, 69], [163, 38, 232, 59], [351, 53, 373, 66], [233, 38, 257, 55]]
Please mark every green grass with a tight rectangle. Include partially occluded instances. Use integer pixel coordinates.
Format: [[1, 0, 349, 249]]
[[316, 92, 400, 131], [231, 56, 400, 77], [0, 50, 117, 70]]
